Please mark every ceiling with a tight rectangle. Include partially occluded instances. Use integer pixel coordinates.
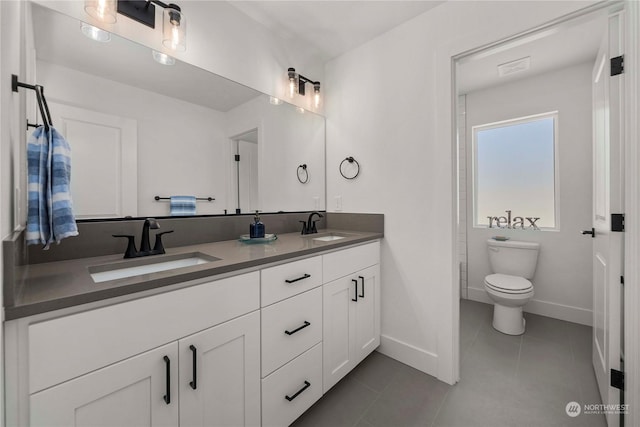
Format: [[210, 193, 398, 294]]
[[457, 15, 607, 94], [228, 1, 445, 62]]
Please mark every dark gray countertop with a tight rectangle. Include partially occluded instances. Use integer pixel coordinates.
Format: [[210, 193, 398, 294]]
[[7, 229, 382, 320]]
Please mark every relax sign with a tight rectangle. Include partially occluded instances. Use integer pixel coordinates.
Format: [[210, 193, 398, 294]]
[[487, 210, 540, 230]]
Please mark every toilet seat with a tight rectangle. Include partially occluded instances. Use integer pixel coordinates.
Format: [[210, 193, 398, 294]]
[[484, 273, 533, 294]]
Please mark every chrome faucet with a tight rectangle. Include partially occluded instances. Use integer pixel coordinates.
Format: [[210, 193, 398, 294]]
[[300, 212, 324, 235], [113, 218, 174, 259]]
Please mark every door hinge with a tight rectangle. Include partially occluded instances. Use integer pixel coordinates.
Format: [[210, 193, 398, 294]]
[[611, 214, 625, 232], [611, 368, 625, 390], [611, 56, 624, 76], [234, 154, 240, 162], [621, 276, 625, 285]]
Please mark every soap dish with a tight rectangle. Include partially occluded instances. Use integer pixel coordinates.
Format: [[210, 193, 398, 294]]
[[239, 234, 278, 244]]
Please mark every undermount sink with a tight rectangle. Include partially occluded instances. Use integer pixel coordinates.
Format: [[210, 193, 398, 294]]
[[313, 235, 346, 242], [304, 232, 353, 242], [89, 252, 220, 283]]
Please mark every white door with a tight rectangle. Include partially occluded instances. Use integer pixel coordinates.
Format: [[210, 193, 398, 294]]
[[238, 139, 259, 213], [591, 12, 624, 427], [49, 102, 138, 219], [353, 265, 381, 364], [179, 311, 261, 427], [30, 342, 179, 427], [323, 275, 357, 392]]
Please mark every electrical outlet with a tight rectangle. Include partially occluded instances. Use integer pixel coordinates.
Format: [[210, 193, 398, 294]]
[[335, 195, 343, 211]]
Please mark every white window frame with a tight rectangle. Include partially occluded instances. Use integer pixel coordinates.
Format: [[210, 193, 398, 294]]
[[471, 111, 560, 231]]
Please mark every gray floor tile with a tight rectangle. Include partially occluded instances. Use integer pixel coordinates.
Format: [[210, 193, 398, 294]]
[[350, 350, 404, 393], [523, 312, 572, 344], [363, 363, 451, 427], [432, 383, 513, 427], [291, 373, 379, 427]]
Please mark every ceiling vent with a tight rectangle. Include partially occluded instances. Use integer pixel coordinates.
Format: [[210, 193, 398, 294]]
[[497, 57, 531, 77]]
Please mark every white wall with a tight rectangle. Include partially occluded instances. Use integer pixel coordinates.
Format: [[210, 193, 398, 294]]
[[37, 61, 230, 217], [464, 62, 594, 325], [324, 0, 597, 383]]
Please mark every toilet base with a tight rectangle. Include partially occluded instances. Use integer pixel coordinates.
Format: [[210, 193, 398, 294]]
[[492, 303, 526, 335]]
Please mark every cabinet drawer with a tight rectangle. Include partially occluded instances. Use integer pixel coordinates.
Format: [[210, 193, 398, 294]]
[[261, 287, 322, 376], [323, 241, 380, 283], [261, 343, 323, 427], [28, 272, 259, 394], [261, 256, 322, 306]]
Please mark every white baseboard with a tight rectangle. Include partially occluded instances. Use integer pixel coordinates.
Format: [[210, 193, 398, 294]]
[[378, 334, 439, 377], [466, 286, 592, 326]]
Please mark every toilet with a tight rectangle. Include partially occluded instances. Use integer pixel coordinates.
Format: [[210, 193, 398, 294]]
[[484, 239, 540, 335]]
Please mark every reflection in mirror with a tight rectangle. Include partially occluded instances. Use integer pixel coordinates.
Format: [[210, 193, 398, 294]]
[[29, 4, 325, 220]]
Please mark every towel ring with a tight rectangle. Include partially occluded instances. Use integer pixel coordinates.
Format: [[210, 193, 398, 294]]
[[297, 164, 309, 184], [339, 156, 360, 180]]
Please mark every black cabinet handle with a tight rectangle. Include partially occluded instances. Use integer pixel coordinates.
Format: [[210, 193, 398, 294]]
[[163, 356, 171, 404], [358, 276, 365, 298], [285, 381, 311, 402], [189, 345, 197, 390], [285, 321, 311, 335], [351, 279, 358, 302], [285, 273, 311, 284]]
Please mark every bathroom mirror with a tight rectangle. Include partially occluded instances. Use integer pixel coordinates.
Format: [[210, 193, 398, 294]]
[[28, 4, 325, 220]]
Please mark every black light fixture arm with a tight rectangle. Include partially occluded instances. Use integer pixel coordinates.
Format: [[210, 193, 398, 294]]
[[117, 0, 181, 28]]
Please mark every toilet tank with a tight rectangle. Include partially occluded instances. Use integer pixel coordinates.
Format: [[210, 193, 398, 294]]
[[487, 239, 540, 279]]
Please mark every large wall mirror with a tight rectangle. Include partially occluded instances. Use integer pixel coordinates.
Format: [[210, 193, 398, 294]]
[[29, 4, 325, 220]]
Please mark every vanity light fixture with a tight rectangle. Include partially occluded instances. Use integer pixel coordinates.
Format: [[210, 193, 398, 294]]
[[152, 50, 175, 65], [287, 67, 321, 107], [84, 0, 187, 51], [80, 22, 112, 42]]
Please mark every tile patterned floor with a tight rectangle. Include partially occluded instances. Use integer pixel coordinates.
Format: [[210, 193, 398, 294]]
[[292, 299, 606, 427]]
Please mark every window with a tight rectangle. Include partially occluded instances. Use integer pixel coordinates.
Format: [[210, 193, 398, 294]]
[[472, 112, 558, 230]]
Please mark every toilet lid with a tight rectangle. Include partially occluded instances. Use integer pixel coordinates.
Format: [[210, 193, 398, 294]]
[[485, 274, 533, 293]]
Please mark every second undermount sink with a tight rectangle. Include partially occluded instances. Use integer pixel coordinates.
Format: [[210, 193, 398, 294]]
[[304, 232, 353, 242], [89, 252, 221, 283]]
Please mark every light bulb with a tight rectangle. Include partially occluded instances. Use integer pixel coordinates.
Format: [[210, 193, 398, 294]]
[[84, 0, 117, 24], [313, 82, 321, 108], [287, 68, 297, 98], [163, 5, 186, 51]]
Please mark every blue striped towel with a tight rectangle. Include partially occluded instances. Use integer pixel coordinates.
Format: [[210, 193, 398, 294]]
[[170, 196, 196, 216], [26, 126, 78, 248]]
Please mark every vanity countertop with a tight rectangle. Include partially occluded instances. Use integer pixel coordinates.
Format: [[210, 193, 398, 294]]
[[6, 229, 382, 320]]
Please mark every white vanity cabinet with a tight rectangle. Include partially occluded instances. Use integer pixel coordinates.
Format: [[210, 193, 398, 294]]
[[322, 242, 380, 392], [21, 272, 261, 427], [7, 240, 382, 427]]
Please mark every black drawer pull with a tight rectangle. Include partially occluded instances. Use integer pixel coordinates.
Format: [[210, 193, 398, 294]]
[[285, 321, 311, 335], [163, 356, 171, 404], [358, 276, 365, 298], [352, 279, 358, 302], [285, 273, 311, 284], [285, 381, 311, 401], [189, 345, 197, 390]]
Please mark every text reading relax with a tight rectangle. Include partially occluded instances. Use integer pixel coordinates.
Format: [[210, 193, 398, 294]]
[[487, 210, 540, 230]]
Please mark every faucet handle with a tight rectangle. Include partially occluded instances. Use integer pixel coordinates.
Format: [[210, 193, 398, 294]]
[[153, 230, 174, 254], [113, 234, 138, 259], [311, 219, 321, 234]]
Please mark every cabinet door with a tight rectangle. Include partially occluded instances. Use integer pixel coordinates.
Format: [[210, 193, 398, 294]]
[[323, 275, 357, 392], [30, 342, 179, 427], [179, 311, 261, 427], [353, 264, 381, 363]]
